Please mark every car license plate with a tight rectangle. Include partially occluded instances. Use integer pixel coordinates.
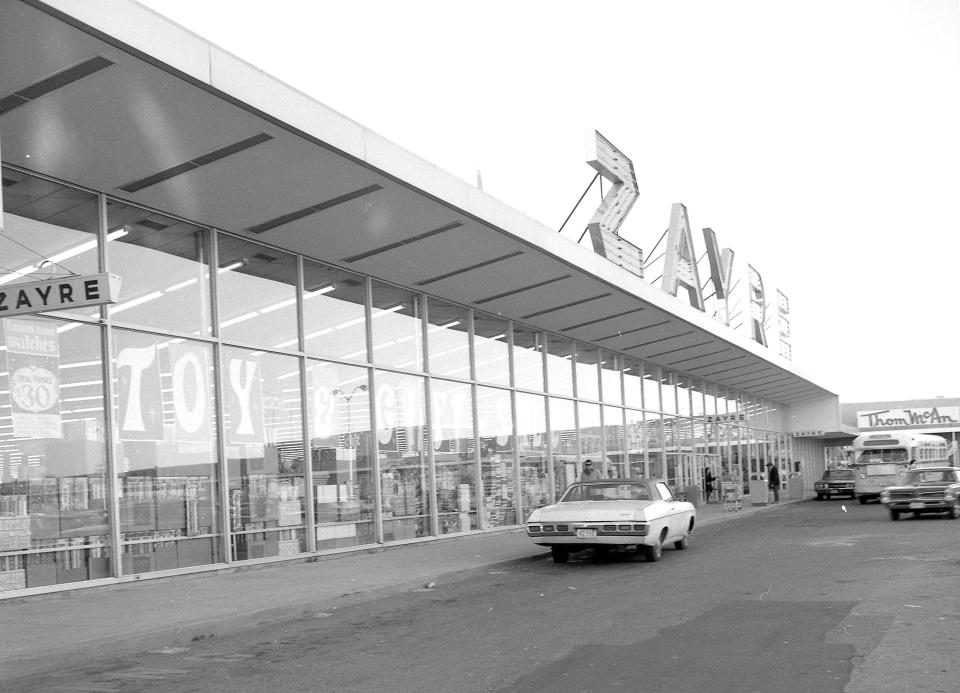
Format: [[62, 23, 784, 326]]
[[576, 528, 597, 538], [910, 502, 925, 510]]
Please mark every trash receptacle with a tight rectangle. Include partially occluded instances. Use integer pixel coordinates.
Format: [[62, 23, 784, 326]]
[[684, 485, 703, 507], [787, 473, 803, 500], [749, 476, 768, 505]]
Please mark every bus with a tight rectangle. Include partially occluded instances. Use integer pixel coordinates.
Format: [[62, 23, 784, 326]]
[[851, 431, 952, 504]]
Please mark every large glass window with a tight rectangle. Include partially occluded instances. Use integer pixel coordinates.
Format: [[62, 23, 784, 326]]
[[513, 326, 545, 392], [222, 348, 305, 561], [217, 235, 298, 349], [306, 361, 374, 549], [0, 319, 110, 591], [516, 392, 548, 520], [113, 330, 222, 573], [578, 402, 602, 475], [477, 386, 514, 527], [549, 397, 577, 495], [600, 353, 622, 405], [625, 409, 646, 478], [0, 168, 101, 321], [574, 344, 600, 401], [623, 360, 643, 409], [604, 406, 625, 478], [426, 299, 470, 380], [107, 201, 211, 335], [642, 365, 662, 413], [302, 261, 368, 362], [375, 371, 429, 539], [545, 335, 573, 397], [430, 379, 476, 533], [473, 313, 509, 386], [371, 282, 423, 371]]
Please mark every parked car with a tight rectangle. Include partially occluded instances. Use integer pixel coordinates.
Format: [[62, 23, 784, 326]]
[[814, 468, 856, 500], [879, 467, 960, 520], [525, 478, 696, 563]]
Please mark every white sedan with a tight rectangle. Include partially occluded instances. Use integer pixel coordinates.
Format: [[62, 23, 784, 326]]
[[525, 478, 697, 563]]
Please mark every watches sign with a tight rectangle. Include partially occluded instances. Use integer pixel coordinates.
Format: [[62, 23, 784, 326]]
[[0, 273, 120, 318]]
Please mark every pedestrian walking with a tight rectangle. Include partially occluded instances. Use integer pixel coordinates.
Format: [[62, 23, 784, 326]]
[[767, 462, 780, 502], [704, 468, 716, 503]]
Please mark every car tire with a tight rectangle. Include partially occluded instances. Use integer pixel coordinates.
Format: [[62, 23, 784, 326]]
[[889, 509, 899, 521], [642, 539, 663, 562], [815, 493, 823, 500], [674, 537, 687, 550], [858, 496, 868, 505], [948, 501, 960, 519], [551, 546, 569, 563]]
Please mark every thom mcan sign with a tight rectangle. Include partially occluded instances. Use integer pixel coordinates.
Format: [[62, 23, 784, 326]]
[[858, 407, 960, 430], [0, 273, 121, 318]]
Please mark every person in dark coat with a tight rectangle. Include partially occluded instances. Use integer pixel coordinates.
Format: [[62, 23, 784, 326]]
[[704, 469, 716, 502], [767, 462, 781, 502]]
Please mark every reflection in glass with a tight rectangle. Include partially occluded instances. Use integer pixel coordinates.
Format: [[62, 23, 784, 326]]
[[549, 397, 577, 496], [427, 299, 470, 380], [113, 330, 222, 573], [302, 261, 368, 362], [431, 379, 476, 533], [579, 402, 602, 476], [306, 361, 374, 549], [623, 360, 643, 409], [604, 406, 625, 478], [645, 411, 665, 479], [600, 353, 622, 405], [0, 319, 110, 590], [625, 409, 646, 478], [222, 348, 305, 561], [217, 234, 298, 348], [642, 365, 662, 413], [107, 200, 211, 335], [477, 386, 515, 527], [371, 282, 423, 371], [513, 327, 545, 392], [474, 313, 509, 386], [375, 371, 430, 539], [0, 168, 101, 320], [516, 393, 548, 520]]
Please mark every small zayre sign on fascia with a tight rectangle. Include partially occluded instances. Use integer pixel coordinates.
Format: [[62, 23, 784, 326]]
[[0, 273, 121, 317]]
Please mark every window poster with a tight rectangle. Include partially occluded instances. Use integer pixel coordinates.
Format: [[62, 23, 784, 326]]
[[5, 317, 62, 438]]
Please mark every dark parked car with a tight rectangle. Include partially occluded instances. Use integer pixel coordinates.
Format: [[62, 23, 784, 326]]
[[814, 468, 855, 500]]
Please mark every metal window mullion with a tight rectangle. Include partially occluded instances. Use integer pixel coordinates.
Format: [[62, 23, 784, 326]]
[[468, 311, 484, 529], [544, 393, 555, 502], [209, 230, 232, 565], [365, 277, 384, 544], [422, 297, 439, 536], [97, 192, 123, 579], [296, 255, 316, 553]]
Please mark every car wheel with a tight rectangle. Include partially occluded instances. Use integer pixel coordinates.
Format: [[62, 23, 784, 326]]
[[948, 501, 959, 519], [858, 496, 868, 505], [551, 546, 569, 563], [815, 493, 823, 500], [674, 537, 687, 550], [889, 509, 899, 521]]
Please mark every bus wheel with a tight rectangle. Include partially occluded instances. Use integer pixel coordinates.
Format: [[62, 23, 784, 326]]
[[889, 509, 900, 521]]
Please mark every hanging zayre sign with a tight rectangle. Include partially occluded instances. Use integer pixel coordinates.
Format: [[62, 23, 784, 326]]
[[0, 273, 121, 318], [4, 317, 62, 438]]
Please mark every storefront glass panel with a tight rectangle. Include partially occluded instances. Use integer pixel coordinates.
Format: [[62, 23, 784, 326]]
[[217, 235, 298, 350], [623, 360, 643, 409], [624, 408, 645, 477], [604, 406, 625, 478], [545, 335, 573, 397], [302, 261, 368, 362], [549, 397, 577, 496], [642, 365, 662, 413], [1, 168, 101, 321], [222, 348, 305, 561], [645, 411, 665, 479], [477, 386, 515, 526], [430, 379, 476, 533], [574, 344, 600, 402], [515, 392, 548, 520], [371, 283, 423, 371], [426, 299, 470, 380], [306, 361, 374, 548], [473, 313, 509, 386], [512, 326, 545, 392], [107, 201, 211, 335], [0, 320, 110, 591], [113, 329, 223, 574], [578, 401, 602, 473], [375, 371, 430, 539], [600, 353, 622, 405]]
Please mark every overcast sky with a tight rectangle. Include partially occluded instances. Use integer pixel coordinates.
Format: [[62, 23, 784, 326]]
[[138, 0, 960, 403]]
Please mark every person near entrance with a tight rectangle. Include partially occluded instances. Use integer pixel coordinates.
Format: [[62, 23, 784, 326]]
[[581, 459, 601, 481], [704, 468, 716, 503], [767, 462, 781, 502]]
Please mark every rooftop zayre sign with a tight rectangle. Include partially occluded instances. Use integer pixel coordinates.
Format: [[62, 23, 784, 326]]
[[858, 407, 960, 430], [0, 273, 120, 318]]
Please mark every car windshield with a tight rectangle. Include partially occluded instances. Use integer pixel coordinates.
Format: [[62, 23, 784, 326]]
[[903, 470, 955, 484], [560, 483, 651, 502], [825, 470, 854, 480]]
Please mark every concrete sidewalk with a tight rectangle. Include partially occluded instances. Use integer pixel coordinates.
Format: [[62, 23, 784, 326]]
[[1, 493, 807, 681]]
